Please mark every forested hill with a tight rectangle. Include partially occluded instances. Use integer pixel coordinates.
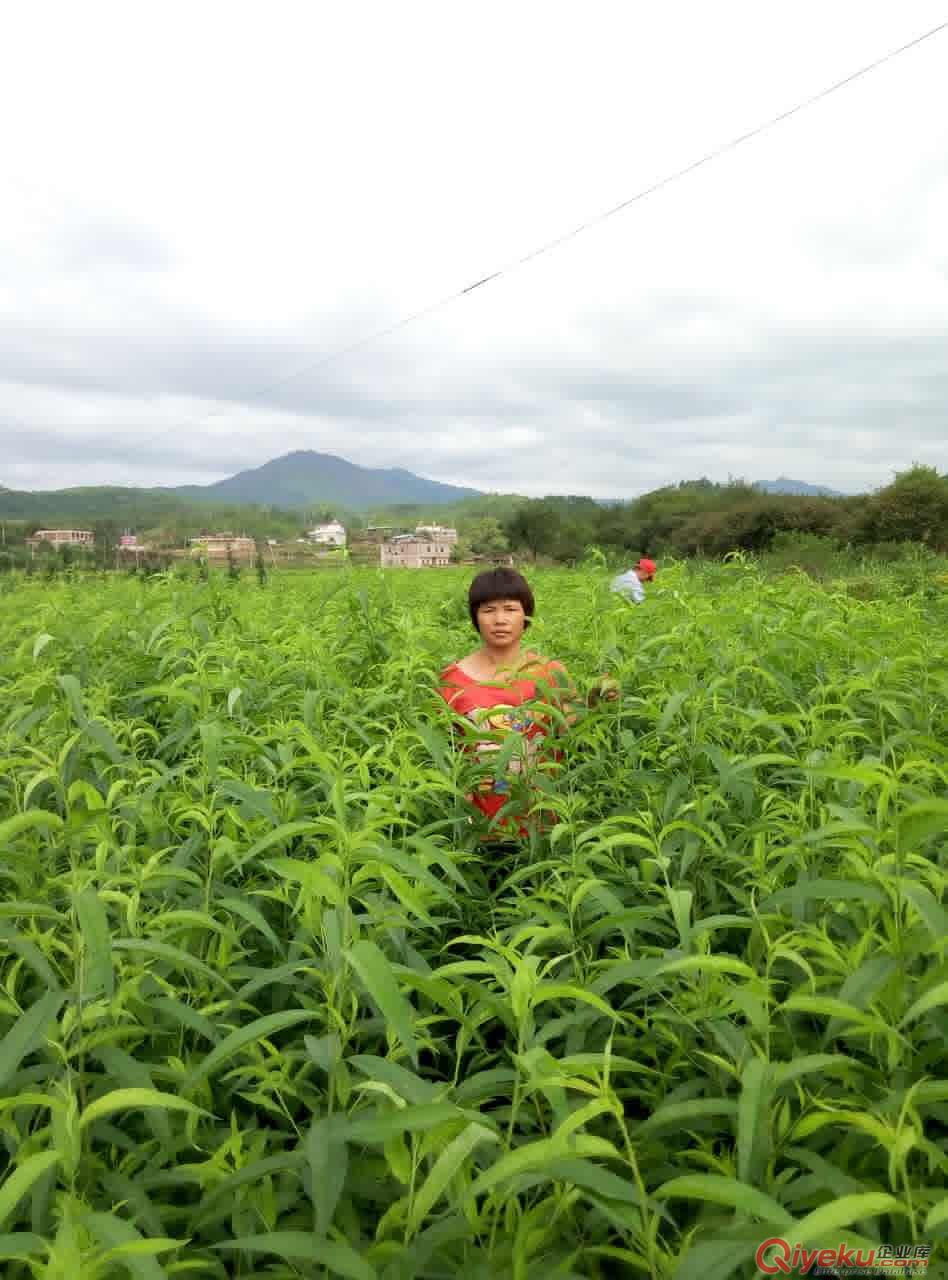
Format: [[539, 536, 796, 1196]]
[[0, 486, 204, 522], [2, 466, 945, 564], [755, 476, 844, 497], [0, 486, 309, 543], [170, 450, 482, 509]]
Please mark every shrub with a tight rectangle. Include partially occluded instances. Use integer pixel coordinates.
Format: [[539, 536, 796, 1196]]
[[0, 564, 944, 1274]]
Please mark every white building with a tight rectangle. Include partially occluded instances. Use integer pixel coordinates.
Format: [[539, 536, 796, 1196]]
[[307, 521, 347, 546], [27, 529, 94, 549]]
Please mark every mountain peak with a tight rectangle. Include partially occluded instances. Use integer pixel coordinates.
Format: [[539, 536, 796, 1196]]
[[754, 476, 844, 497], [175, 450, 482, 510]]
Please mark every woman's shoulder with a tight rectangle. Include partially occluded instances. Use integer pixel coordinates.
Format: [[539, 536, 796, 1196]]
[[438, 659, 471, 711], [441, 651, 568, 680], [439, 659, 465, 686], [442, 650, 480, 677], [440, 653, 489, 692], [522, 655, 574, 698]]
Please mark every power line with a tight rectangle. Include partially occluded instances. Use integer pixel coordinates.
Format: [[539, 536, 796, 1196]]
[[11, 19, 946, 446], [174, 16, 947, 425]]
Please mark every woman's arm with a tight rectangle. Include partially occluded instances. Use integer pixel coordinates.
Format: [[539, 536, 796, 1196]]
[[586, 674, 621, 706], [542, 661, 618, 729]]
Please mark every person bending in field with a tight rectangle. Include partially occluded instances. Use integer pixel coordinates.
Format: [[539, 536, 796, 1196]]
[[610, 557, 656, 604], [437, 567, 617, 844]]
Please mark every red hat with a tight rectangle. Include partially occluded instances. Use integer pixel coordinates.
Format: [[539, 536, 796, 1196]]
[[636, 558, 657, 579]]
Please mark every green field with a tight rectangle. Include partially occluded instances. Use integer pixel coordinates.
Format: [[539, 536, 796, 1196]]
[[0, 562, 946, 1278]]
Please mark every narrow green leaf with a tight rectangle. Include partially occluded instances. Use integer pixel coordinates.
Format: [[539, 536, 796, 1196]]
[[0, 926, 61, 993], [307, 1116, 348, 1236], [639, 1099, 738, 1133], [57, 674, 85, 720], [791, 1192, 905, 1243], [828, 956, 897, 1041], [79, 1088, 205, 1131], [217, 779, 278, 824], [267, 857, 344, 906], [898, 882, 948, 943], [344, 1102, 470, 1145], [0, 1152, 60, 1228], [151, 996, 221, 1045], [0, 991, 64, 1091], [410, 1122, 498, 1232], [792, 1108, 890, 1145], [226, 960, 314, 1011], [86, 1211, 179, 1280], [531, 984, 616, 1018], [185, 1009, 317, 1089], [655, 955, 756, 981], [762, 879, 886, 910], [213, 1233, 376, 1278], [737, 1057, 772, 1185], [673, 1231, 771, 1280], [666, 887, 693, 950], [81, 718, 127, 765], [926, 1197, 948, 1232], [240, 822, 318, 862], [348, 1055, 435, 1105], [783, 1147, 867, 1199], [0, 1233, 46, 1260], [657, 689, 688, 732], [897, 799, 948, 852], [216, 894, 282, 952], [774, 1054, 861, 1089], [900, 980, 948, 1028], [92, 1048, 170, 1143], [541, 1158, 649, 1206], [346, 940, 418, 1067], [194, 1152, 306, 1219], [76, 887, 114, 1001], [112, 938, 234, 991], [782, 994, 887, 1033], [466, 1135, 619, 1201], [0, 811, 64, 848], [655, 1174, 791, 1225], [453, 1068, 517, 1105]]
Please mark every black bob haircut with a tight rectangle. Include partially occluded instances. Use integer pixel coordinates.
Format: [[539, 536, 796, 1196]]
[[468, 568, 535, 631]]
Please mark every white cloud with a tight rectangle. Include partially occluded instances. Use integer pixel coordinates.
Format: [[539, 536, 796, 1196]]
[[1, 0, 947, 497]]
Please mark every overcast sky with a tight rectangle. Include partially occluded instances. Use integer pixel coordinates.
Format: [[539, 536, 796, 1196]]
[[3, 2, 947, 498]]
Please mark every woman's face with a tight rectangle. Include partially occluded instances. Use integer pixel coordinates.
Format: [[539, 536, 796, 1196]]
[[476, 597, 526, 646]]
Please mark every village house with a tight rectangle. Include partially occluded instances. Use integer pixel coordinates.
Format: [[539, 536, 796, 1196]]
[[346, 527, 394, 564], [190, 533, 256, 561], [380, 526, 458, 568], [461, 553, 515, 567], [351, 526, 398, 545], [27, 529, 94, 549], [117, 532, 152, 552], [415, 524, 458, 544], [306, 520, 346, 546]]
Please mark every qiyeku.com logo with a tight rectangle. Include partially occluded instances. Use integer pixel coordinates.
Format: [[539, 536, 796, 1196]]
[[756, 1237, 932, 1276]]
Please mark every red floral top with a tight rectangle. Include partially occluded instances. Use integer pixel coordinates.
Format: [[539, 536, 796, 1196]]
[[438, 659, 565, 836]]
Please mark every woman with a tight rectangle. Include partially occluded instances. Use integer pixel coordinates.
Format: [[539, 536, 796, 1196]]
[[437, 567, 617, 841]]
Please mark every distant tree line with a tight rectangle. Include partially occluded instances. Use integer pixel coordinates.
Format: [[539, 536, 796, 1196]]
[[498, 465, 948, 564], [1, 464, 944, 574], [0, 491, 314, 549]]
